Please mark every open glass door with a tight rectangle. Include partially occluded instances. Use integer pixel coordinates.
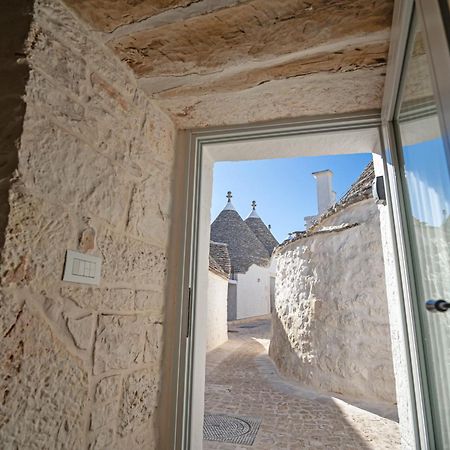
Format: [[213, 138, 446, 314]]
[[390, 2, 450, 447]]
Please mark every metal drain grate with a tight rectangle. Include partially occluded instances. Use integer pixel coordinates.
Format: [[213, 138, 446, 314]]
[[203, 413, 262, 446]]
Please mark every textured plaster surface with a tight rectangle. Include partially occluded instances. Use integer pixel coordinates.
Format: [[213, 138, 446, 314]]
[[270, 200, 397, 406], [0, 0, 175, 448], [204, 317, 401, 449]]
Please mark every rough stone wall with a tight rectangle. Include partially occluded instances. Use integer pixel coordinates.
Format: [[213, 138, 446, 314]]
[[206, 271, 228, 352], [0, 1, 175, 449], [0, 0, 33, 250], [270, 199, 396, 405]]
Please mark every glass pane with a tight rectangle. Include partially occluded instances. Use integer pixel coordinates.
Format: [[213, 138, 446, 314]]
[[397, 22, 450, 449]]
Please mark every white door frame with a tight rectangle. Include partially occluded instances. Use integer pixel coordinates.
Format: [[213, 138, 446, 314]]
[[162, 110, 421, 450]]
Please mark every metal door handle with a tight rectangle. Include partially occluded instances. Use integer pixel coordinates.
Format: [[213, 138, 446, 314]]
[[425, 299, 450, 312]]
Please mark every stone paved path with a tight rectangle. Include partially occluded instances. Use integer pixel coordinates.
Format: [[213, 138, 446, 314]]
[[203, 316, 401, 450]]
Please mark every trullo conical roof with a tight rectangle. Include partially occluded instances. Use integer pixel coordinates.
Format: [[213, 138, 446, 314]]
[[244, 201, 279, 256], [210, 192, 270, 274]]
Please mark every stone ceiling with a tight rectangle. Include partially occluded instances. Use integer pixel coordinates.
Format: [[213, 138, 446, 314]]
[[62, 0, 394, 128]]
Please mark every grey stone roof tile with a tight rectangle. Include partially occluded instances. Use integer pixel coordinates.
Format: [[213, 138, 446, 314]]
[[210, 241, 232, 276], [210, 209, 270, 274], [245, 216, 279, 256]]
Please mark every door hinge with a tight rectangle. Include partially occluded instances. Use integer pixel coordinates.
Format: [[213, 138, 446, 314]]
[[186, 287, 192, 338]]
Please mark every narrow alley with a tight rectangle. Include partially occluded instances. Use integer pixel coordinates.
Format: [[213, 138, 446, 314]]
[[203, 317, 401, 450]]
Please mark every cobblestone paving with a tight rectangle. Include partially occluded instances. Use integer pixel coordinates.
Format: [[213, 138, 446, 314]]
[[203, 316, 401, 450]]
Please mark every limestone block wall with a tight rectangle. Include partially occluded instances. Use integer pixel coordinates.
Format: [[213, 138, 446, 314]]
[[0, 1, 175, 449], [236, 264, 271, 320], [206, 271, 228, 352], [270, 199, 396, 405]]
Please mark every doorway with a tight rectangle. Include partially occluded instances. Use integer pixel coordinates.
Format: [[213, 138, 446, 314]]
[[163, 1, 450, 448], [178, 119, 407, 449], [203, 151, 400, 449]]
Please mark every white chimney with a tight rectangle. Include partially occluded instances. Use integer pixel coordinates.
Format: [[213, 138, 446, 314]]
[[312, 169, 336, 215]]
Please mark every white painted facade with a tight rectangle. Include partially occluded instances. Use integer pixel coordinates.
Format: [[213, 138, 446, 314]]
[[271, 198, 397, 405], [235, 264, 271, 319], [206, 270, 229, 352]]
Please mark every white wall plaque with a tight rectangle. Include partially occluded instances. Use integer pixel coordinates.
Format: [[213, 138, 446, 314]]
[[63, 250, 102, 286]]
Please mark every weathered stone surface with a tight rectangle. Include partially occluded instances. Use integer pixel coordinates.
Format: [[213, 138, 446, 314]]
[[94, 314, 164, 375], [0, 1, 175, 448], [134, 290, 164, 315], [57, 0, 394, 128], [31, 29, 87, 96], [88, 427, 115, 450], [0, 291, 24, 338], [63, 0, 196, 32], [0, 304, 88, 449], [143, 322, 163, 364], [90, 375, 122, 437], [1, 187, 74, 288], [90, 402, 115, 431], [94, 314, 147, 374], [60, 286, 164, 316], [99, 228, 168, 290], [103, 0, 392, 126], [61, 286, 136, 312], [19, 117, 133, 227], [126, 164, 172, 246], [95, 374, 122, 402], [270, 199, 396, 404], [119, 369, 159, 436], [157, 42, 389, 99], [110, 0, 392, 77], [158, 67, 387, 128], [66, 313, 94, 350]]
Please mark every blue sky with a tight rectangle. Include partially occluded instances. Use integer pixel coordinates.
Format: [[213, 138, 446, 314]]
[[211, 153, 372, 242], [402, 138, 450, 227]]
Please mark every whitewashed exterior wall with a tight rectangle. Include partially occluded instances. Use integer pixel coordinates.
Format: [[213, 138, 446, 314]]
[[236, 264, 271, 319], [206, 271, 228, 352], [270, 199, 396, 405]]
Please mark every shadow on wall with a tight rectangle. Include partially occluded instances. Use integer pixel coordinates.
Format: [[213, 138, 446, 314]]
[[0, 1, 33, 251], [269, 306, 398, 422], [269, 200, 398, 419], [206, 325, 380, 449]]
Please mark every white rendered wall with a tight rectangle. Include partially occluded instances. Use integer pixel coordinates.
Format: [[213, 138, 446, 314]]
[[236, 264, 271, 319], [270, 199, 397, 405], [206, 271, 229, 352]]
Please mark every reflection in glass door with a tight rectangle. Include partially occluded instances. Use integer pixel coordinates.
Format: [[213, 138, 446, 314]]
[[395, 18, 450, 449]]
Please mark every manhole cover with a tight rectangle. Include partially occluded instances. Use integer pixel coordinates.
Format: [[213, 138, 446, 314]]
[[203, 413, 262, 446]]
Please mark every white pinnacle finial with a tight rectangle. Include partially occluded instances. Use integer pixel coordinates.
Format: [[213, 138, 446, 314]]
[[247, 200, 260, 219], [224, 191, 236, 210]]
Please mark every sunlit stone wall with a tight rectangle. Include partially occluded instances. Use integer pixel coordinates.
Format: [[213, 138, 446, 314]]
[[0, 1, 176, 448], [270, 199, 396, 405]]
